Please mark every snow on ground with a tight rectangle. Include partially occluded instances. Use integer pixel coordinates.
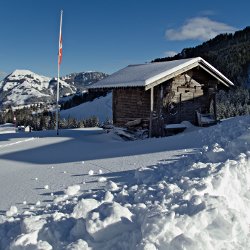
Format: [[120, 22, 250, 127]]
[[1, 116, 250, 249], [60, 93, 112, 122], [0, 123, 16, 134]]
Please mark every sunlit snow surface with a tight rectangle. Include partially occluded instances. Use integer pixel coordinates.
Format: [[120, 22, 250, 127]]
[[60, 93, 112, 122], [1, 116, 250, 249]]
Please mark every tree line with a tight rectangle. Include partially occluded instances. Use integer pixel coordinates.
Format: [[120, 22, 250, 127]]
[[0, 104, 100, 130], [154, 26, 250, 87]]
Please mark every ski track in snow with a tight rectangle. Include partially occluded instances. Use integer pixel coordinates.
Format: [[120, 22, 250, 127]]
[[1, 116, 250, 249], [0, 137, 37, 148]]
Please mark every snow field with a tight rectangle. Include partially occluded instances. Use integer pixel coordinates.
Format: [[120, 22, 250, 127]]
[[1, 116, 250, 249]]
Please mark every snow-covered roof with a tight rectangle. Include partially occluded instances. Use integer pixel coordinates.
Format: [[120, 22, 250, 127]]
[[89, 57, 234, 89]]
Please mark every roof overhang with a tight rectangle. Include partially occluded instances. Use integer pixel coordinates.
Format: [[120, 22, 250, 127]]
[[144, 60, 199, 90], [145, 57, 234, 90]]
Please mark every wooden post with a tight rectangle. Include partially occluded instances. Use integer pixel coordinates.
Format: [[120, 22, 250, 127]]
[[160, 85, 164, 136], [213, 84, 217, 122], [179, 93, 182, 122], [112, 89, 116, 124], [149, 87, 154, 137]]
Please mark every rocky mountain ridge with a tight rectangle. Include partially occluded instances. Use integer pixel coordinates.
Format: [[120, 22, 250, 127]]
[[0, 70, 108, 107]]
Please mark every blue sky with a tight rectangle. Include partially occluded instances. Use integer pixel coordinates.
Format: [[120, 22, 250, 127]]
[[0, 0, 249, 78]]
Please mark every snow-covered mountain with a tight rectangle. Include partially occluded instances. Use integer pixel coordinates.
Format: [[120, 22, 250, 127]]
[[0, 70, 108, 107], [0, 70, 52, 107], [63, 71, 108, 93]]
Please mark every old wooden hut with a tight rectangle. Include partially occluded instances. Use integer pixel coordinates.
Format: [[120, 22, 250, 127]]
[[89, 57, 234, 137]]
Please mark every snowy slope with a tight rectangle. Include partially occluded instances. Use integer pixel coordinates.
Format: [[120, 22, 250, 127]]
[[0, 116, 250, 249], [60, 93, 112, 122]]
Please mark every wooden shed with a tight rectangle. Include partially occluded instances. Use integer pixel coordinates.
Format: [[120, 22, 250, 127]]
[[89, 57, 234, 137]]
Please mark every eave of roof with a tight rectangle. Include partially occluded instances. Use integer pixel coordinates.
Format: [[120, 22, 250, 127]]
[[144, 59, 200, 90], [198, 58, 234, 87]]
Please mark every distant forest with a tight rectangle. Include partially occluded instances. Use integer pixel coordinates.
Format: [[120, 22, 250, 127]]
[[153, 26, 250, 87], [0, 104, 101, 131]]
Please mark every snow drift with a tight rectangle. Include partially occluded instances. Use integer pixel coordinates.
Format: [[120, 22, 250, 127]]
[[1, 116, 250, 249]]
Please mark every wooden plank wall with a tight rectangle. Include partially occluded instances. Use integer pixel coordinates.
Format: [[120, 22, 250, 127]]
[[167, 74, 207, 124], [113, 87, 150, 126], [153, 70, 216, 136]]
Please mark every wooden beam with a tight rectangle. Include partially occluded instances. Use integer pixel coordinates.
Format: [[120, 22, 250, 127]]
[[198, 64, 229, 87], [213, 83, 218, 122], [112, 89, 116, 124], [145, 62, 199, 91], [179, 93, 182, 122], [149, 87, 154, 138]]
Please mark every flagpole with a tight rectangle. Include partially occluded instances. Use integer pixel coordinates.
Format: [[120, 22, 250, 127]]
[[56, 10, 63, 135], [56, 58, 60, 136]]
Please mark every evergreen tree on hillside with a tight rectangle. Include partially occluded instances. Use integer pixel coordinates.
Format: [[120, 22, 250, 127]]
[[215, 87, 250, 119], [153, 26, 250, 87]]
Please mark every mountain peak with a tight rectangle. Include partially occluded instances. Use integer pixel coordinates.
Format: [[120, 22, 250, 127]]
[[11, 69, 35, 76], [8, 69, 50, 82]]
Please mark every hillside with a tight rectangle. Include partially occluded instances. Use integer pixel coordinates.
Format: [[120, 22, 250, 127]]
[[0, 70, 108, 107], [0, 115, 250, 249], [60, 92, 112, 122], [154, 26, 250, 87]]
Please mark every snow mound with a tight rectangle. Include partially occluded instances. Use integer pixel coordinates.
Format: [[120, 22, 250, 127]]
[[6, 206, 18, 217], [72, 199, 100, 219], [66, 239, 90, 250], [86, 202, 134, 242], [64, 185, 81, 196], [136, 154, 250, 249]]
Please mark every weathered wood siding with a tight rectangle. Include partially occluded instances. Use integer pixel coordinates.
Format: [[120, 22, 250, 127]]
[[152, 69, 216, 136], [113, 88, 150, 126], [166, 74, 210, 124]]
